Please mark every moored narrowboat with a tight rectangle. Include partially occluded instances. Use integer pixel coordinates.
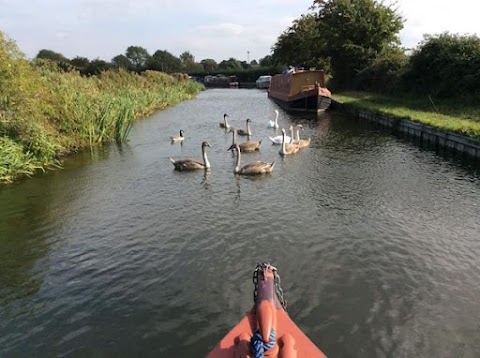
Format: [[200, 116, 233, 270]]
[[268, 69, 331, 113]]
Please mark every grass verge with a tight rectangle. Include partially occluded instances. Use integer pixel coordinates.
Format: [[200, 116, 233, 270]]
[[332, 91, 480, 139]]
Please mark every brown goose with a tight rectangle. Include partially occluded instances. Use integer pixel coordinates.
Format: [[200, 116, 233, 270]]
[[170, 129, 185, 143], [237, 118, 252, 136], [279, 128, 300, 156], [229, 128, 262, 152], [219, 113, 230, 129], [170, 141, 211, 171], [229, 144, 275, 175]]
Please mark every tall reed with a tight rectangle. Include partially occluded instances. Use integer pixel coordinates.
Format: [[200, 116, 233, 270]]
[[1, 31, 204, 184], [0, 137, 42, 183]]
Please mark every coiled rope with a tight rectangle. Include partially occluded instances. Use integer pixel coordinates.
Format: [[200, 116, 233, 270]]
[[250, 329, 276, 358]]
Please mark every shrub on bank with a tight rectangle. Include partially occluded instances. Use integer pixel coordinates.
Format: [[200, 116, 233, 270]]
[[403, 33, 480, 98], [0, 31, 203, 184]]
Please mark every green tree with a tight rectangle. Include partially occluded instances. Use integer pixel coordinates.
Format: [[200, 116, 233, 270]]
[[147, 50, 181, 72], [259, 55, 274, 67], [200, 58, 218, 73], [36, 49, 68, 62], [111, 54, 132, 70], [70, 56, 90, 72], [179, 51, 203, 73], [272, 13, 329, 70], [357, 47, 408, 93], [218, 58, 242, 70], [125, 46, 150, 72], [84, 59, 111, 76], [404, 33, 480, 98], [312, 0, 404, 89]]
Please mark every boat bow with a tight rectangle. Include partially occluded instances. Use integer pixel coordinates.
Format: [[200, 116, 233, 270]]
[[207, 262, 327, 358]]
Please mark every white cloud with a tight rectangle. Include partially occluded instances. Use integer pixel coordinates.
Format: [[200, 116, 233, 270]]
[[2, 0, 479, 62], [55, 31, 69, 39], [196, 23, 245, 36], [398, 0, 480, 48]]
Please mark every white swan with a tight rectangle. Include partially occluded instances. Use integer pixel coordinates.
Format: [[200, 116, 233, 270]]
[[169, 141, 211, 171], [269, 131, 291, 145], [267, 110, 279, 129], [229, 144, 275, 175], [269, 125, 295, 144]]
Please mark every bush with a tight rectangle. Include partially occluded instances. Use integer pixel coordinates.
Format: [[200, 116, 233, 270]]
[[403, 32, 480, 98], [0, 30, 203, 184], [356, 47, 409, 94]]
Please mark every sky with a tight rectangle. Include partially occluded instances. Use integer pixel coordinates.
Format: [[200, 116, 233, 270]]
[[1, 0, 479, 63]]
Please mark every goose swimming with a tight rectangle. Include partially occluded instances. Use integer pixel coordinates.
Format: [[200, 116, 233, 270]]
[[170, 129, 185, 143], [228, 144, 275, 175], [267, 109, 280, 129], [237, 118, 253, 136], [169, 141, 211, 171], [219, 113, 230, 129], [229, 128, 262, 152]]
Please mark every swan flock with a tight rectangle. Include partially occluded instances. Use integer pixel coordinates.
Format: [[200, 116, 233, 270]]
[[169, 110, 311, 175]]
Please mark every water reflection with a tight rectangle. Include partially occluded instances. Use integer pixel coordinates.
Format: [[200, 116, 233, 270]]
[[0, 185, 53, 308], [114, 141, 133, 156], [201, 170, 210, 189], [233, 176, 241, 202], [0, 144, 117, 310]]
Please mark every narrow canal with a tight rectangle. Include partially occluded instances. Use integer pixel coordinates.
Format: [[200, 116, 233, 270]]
[[1, 89, 480, 357]]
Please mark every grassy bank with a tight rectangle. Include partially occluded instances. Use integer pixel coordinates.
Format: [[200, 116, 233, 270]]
[[332, 91, 480, 139], [0, 33, 203, 184]]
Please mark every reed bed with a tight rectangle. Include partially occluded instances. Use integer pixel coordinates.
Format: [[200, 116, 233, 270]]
[[0, 34, 203, 184], [0, 137, 43, 183]]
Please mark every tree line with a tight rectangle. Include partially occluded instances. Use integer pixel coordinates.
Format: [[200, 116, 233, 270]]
[[35, 46, 268, 77], [35, 0, 480, 100]]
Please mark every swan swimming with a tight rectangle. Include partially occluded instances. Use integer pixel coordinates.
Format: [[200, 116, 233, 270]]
[[169, 141, 211, 171], [294, 124, 311, 148], [219, 113, 230, 129], [229, 128, 262, 152], [267, 110, 279, 129], [237, 119, 253, 136], [279, 128, 300, 156], [269, 125, 294, 144], [228, 144, 275, 175]]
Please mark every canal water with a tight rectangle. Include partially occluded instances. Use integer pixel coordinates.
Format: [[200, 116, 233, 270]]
[[1, 89, 480, 357]]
